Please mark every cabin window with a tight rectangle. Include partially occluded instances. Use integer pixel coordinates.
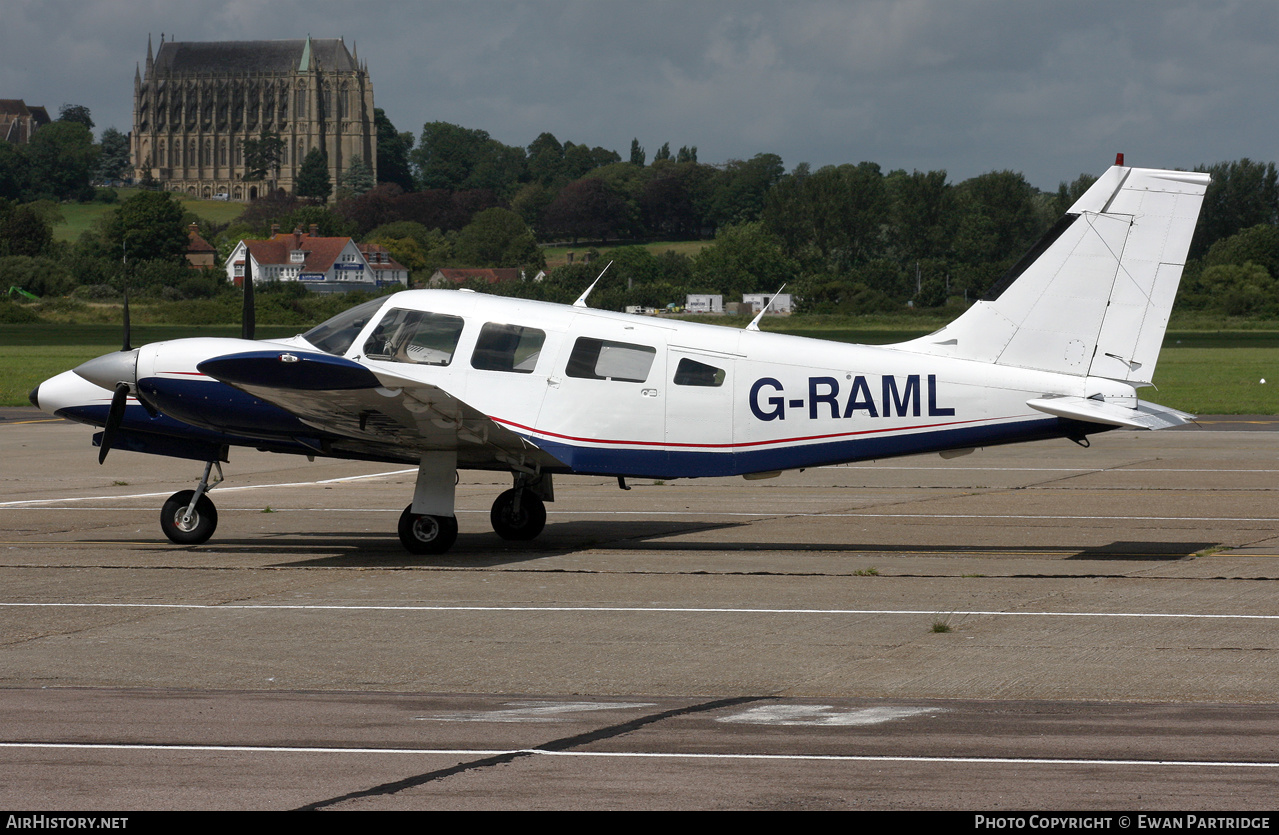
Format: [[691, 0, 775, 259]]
[[565, 337, 656, 383], [363, 309, 465, 366], [471, 323, 546, 374], [673, 358, 725, 387]]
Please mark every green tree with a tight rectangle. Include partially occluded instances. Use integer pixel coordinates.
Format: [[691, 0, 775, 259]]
[[1198, 262, 1277, 316], [0, 141, 31, 202], [629, 138, 646, 167], [884, 168, 955, 264], [454, 207, 543, 268], [951, 170, 1046, 280], [690, 222, 798, 298], [242, 132, 283, 182], [96, 127, 131, 181], [296, 147, 332, 203], [709, 153, 785, 228], [57, 103, 94, 131], [103, 190, 187, 262], [763, 162, 889, 271], [653, 142, 671, 163], [0, 200, 52, 257], [338, 155, 374, 198], [374, 108, 414, 191], [527, 132, 565, 186], [1191, 159, 1279, 259], [24, 121, 99, 201], [1202, 223, 1279, 278], [413, 122, 526, 195]]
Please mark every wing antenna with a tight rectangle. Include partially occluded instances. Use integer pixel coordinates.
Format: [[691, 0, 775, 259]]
[[745, 283, 786, 331], [573, 260, 613, 308]]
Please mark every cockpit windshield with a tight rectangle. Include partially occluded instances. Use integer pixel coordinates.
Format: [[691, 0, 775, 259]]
[[300, 297, 392, 356]]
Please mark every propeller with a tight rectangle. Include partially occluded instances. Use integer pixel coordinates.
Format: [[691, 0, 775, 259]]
[[98, 382, 130, 464], [121, 286, 132, 351], [242, 257, 256, 340]]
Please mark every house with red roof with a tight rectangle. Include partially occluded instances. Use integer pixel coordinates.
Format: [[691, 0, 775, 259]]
[[185, 223, 218, 269], [225, 224, 409, 293]]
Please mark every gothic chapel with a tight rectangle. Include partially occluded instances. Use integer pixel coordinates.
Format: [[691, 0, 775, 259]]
[[131, 35, 375, 199]]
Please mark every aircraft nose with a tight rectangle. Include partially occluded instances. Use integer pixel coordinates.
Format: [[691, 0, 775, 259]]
[[28, 384, 40, 409], [73, 349, 140, 391]]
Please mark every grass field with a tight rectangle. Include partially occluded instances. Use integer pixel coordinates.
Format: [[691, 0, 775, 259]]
[[1, 325, 299, 407], [50, 188, 248, 243], [5, 315, 1274, 414], [541, 240, 711, 269]]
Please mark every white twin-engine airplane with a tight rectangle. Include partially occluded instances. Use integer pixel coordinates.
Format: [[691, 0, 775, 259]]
[[31, 159, 1210, 554]]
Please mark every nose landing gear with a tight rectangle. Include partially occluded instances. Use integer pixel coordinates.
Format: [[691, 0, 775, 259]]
[[160, 461, 223, 545]]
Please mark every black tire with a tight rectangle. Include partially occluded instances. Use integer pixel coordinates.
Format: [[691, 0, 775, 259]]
[[398, 505, 459, 554], [490, 489, 547, 541], [160, 490, 218, 545]]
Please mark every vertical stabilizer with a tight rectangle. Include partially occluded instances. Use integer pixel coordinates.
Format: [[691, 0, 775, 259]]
[[897, 164, 1209, 384]]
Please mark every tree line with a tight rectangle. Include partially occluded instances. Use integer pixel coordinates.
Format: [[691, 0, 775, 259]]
[[3, 103, 1279, 318]]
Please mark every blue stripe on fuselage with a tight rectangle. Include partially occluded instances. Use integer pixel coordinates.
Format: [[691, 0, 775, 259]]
[[526, 417, 1097, 479]]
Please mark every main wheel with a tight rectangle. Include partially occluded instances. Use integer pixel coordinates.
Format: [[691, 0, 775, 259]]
[[160, 490, 218, 545], [490, 489, 547, 541], [398, 505, 459, 554]]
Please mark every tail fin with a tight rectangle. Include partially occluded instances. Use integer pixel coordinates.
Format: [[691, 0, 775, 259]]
[[898, 163, 1210, 385]]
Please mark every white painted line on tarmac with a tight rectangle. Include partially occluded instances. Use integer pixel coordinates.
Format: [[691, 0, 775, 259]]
[[2, 601, 1276, 620], [825, 465, 1279, 473], [3, 505, 1278, 523], [0, 469, 417, 508], [1, 740, 1276, 769], [416, 700, 655, 723], [717, 705, 941, 726]]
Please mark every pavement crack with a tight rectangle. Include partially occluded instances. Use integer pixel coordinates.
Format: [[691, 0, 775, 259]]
[[295, 695, 768, 810]]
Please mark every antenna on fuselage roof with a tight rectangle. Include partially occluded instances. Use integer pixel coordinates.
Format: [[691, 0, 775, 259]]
[[573, 260, 613, 308], [745, 283, 786, 331]]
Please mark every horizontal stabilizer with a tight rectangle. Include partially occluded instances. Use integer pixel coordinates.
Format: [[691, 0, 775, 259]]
[[1026, 395, 1195, 430]]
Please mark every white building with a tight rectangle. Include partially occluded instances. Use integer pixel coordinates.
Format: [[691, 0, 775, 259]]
[[742, 292, 793, 314], [225, 225, 408, 293], [685, 294, 724, 314]]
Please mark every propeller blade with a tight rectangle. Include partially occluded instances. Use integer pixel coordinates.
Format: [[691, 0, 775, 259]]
[[242, 258, 255, 341], [121, 287, 132, 352], [98, 382, 129, 465]]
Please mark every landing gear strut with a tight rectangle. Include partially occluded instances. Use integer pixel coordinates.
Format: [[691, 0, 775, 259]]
[[398, 506, 458, 554], [160, 461, 222, 545]]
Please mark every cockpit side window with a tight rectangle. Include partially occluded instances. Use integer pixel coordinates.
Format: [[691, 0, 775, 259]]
[[363, 308, 465, 366], [565, 337, 656, 383], [673, 357, 725, 387], [471, 323, 546, 374], [301, 297, 391, 356]]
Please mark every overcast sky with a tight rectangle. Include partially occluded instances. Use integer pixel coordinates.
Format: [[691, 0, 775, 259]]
[[4, 0, 1276, 190]]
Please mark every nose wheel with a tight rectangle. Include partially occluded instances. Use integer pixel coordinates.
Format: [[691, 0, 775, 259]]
[[490, 488, 547, 541], [398, 505, 459, 554], [160, 490, 218, 545]]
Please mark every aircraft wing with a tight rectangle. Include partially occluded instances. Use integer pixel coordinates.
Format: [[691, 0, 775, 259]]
[[197, 349, 561, 471]]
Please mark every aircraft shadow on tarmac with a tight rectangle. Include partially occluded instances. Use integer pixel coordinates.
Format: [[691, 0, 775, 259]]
[[96, 521, 1217, 568]]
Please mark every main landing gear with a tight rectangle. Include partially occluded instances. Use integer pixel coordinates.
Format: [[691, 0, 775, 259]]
[[397, 506, 459, 554], [396, 472, 552, 553], [160, 461, 222, 546], [490, 488, 546, 540], [152, 456, 555, 555]]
